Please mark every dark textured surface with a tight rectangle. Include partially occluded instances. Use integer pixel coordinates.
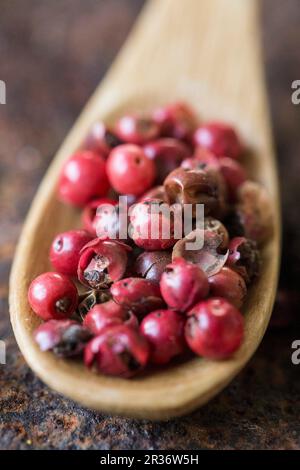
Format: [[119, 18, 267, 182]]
[[0, 0, 300, 450]]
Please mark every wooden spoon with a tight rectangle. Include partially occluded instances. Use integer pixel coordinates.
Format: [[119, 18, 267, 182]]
[[9, 0, 280, 420]]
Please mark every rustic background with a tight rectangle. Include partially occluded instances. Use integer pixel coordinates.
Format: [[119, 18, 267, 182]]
[[0, 0, 299, 450]]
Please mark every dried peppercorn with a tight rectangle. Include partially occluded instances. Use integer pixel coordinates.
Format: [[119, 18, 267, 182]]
[[208, 266, 247, 309], [83, 300, 138, 335], [134, 250, 172, 283], [193, 122, 243, 160], [50, 230, 93, 276], [140, 310, 185, 364], [110, 277, 164, 317], [84, 325, 150, 377], [34, 320, 91, 357], [58, 151, 109, 207], [78, 239, 130, 290], [160, 257, 209, 311], [164, 166, 226, 218], [185, 297, 244, 359], [227, 236, 260, 283], [28, 272, 78, 321], [107, 144, 156, 196]]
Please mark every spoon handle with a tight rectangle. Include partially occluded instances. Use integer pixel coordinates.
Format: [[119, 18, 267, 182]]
[[75, 0, 270, 158], [101, 0, 263, 115]]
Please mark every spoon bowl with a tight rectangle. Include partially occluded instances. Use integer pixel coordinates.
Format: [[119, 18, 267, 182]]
[[9, 0, 280, 419]]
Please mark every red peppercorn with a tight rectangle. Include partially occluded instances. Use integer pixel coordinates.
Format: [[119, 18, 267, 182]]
[[28, 272, 78, 321], [227, 237, 260, 283], [172, 227, 229, 277], [83, 300, 138, 335], [93, 200, 130, 241], [107, 144, 156, 196], [164, 166, 226, 218], [236, 181, 273, 244], [185, 298, 244, 359], [84, 325, 150, 377], [153, 102, 198, 141], [139, 185, 168, 203], [204, 217, 229, 251], [58, 151, 109, 207], [110, 277, 164, 317], [193, 148, 221, 165], [130, 199, 177, 250], [194, 122, 242, 160], [34, 319, 91, 357], [144, 138, 191, 183], [78, 239, 130, 290], [115, 114, 160, 145], [134, 250, 172, 283], [84, 121, 122, 157], [181, 149, 219, 171], [140, 310, 185, 364], [160, 258, 209, 311], [208, 267, 247, 309], [81, 198, 117, 236], [218, 157, 247, 201], [49, 230, 93, 276]]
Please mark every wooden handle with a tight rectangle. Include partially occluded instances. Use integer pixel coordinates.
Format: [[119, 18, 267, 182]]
[[103, 0, 263, 123], [119, 0, 261, 78], [79, 0, 269, 168]]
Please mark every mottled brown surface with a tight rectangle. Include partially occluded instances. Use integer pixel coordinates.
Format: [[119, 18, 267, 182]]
[[0, 0, 299, 450]]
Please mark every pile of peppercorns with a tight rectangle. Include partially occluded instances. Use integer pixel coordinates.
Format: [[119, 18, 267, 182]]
[[28, 102, 272, 378]]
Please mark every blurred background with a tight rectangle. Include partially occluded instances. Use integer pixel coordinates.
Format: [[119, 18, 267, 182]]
[[0, 0, 300, 450]]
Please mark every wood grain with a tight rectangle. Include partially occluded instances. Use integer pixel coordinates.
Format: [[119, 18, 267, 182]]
[[9, 0, 280, 419]]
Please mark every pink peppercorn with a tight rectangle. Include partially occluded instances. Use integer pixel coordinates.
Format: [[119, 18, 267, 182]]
[[194, 122, 242, 160], [130, 198, 177, 250], [34, 319, 91, 357], [49, 229, 93, 276], [115, 114, 160, 145], [218, 157, 247, 201], [140, 310, 185, 365], [81, 198, 117, 236], [185, 297, 244, 359], [84, 121, 122, 157], [78, 239, 130, 290], [227, 236, 260, 283], [107, 144, 156, 196], [144, 138, 191, 183], [28, 272, 78, 321], [153, 102, 198, 142], [83, 300, 138, 335], [208, 266, 247, 309], [160, 257, 209, 311], [110, 277, 164, 317], [84, 324, 150, 378], [58, 150, 109, 207]]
